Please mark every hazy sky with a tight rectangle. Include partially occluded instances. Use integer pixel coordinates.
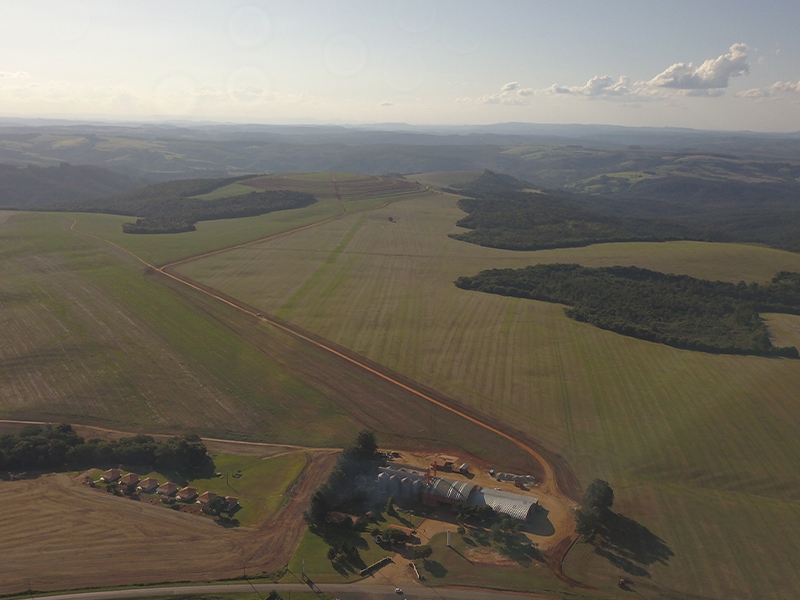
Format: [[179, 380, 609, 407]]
[[1, 0, 799, 131]]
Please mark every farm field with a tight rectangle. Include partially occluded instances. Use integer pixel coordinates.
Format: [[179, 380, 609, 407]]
[[0, 211, 357, 444], [178, 190, 800, 599], [0, 449, 336, 596], [2, 207, 540, 467], [405, 170, 481, 189], [69, 172, 427, 267]]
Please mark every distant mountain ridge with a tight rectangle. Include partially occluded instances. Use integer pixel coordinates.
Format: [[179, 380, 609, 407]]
[[0, 162, 140, 209]]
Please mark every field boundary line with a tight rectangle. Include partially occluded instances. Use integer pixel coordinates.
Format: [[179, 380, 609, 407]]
[[0, 419, 338, 453]]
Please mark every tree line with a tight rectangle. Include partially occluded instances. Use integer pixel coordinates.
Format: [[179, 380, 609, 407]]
[[0, 424, 212, 477], [447, 171, 692, 251], [455, 263, 800, 357], [118, 190, 316, 234]]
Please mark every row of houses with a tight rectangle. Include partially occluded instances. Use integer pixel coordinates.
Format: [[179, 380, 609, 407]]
[[99, 469, 238, 511]]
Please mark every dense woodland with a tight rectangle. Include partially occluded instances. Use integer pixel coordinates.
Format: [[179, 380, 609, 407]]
[[455, 264, 800, 357], [448, 171, 696, 250], [0, 424, 212, 477], [449, 170, 800, 253], [47, 177, 316, 234]]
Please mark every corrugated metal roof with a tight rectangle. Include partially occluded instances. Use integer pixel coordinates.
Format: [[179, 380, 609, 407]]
[[468, 488, 538, 521], [424, 476, 476, 502]]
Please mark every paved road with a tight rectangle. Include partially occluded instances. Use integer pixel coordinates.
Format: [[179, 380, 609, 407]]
[[28, 582, 559, 600]]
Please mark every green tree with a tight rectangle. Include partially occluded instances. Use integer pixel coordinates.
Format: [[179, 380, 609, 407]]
[[413, 544, 433, 560], [574, 506, 602, 539], [208, 495, 228, 516], [583, 479, 614, 512], [354, 429, 377, 458]]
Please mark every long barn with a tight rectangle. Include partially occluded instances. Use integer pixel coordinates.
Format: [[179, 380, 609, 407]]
[[377, 467, 538, 521]]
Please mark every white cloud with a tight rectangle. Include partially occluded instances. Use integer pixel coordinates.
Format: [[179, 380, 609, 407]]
[[477, 81, 535, 105], [0, 71, 29, 79], [535, 44, 752, 103], [736, 79, 800, 99], [379, 101, 393, 106], [647, 43, 749, 90], [680, 88, 725, 97], [545, 75, 632, 97], [770, 80, 800, 93]]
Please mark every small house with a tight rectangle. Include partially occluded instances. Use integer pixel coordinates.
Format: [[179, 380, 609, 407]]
[[196, 491, 217, 505], [225, 496, 239, 511], [176, 486, 198, 502], [119, 473, 140, 487], [137, 477, 159, 493], [157, 482, 179, 497], [100, 468, 121, 483]]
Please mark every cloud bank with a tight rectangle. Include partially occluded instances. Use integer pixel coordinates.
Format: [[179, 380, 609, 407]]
[[738, 79, 800, 99], [647, 43, 749, 89], [480, 44, 754, 105]]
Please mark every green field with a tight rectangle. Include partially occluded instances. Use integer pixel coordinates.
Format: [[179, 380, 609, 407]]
[[192, 182, 260, 200], [424, 531, 601, 598], [0, 212, 357, 444], [178, 191, 800, 599], [409, 170, 482, 188], [69, 173, 429, 266], [284, 509, 425, 584], [285, 528, 392, 583]]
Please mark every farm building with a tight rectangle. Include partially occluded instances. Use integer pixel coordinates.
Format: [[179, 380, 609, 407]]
[[468, 488, 538, 521], [119, 473, 140, 487], [99, 469, 121, 483], [137, 477, 159, 493], [377, 467, 537, 521], [176, 487, 198, 502], [196, 491, 217, 505], [156, 482, 178, 497], [422, 476, 477, 506]]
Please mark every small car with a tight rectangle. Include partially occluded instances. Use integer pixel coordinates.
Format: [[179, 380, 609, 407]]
[[395, 588, 403, 595]]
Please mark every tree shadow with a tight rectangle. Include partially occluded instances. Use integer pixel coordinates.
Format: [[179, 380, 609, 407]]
[[591, 512, 674, 578], [422, 560, 448, 579], [525, 507, 555, 537]]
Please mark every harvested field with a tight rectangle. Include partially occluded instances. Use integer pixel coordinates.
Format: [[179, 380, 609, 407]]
[[178, 190, 800, 599], [0, 450, 336, 596]]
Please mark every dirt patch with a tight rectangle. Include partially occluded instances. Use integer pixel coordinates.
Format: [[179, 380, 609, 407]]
[[464, 546, 519, 568]]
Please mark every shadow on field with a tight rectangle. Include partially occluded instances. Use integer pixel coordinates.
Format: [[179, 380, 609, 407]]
[[592, 512, 673, 577], [526, 506, 555, 537]]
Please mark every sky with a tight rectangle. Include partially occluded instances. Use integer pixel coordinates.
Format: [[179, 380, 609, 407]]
[[1, 0, 800, 131]]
